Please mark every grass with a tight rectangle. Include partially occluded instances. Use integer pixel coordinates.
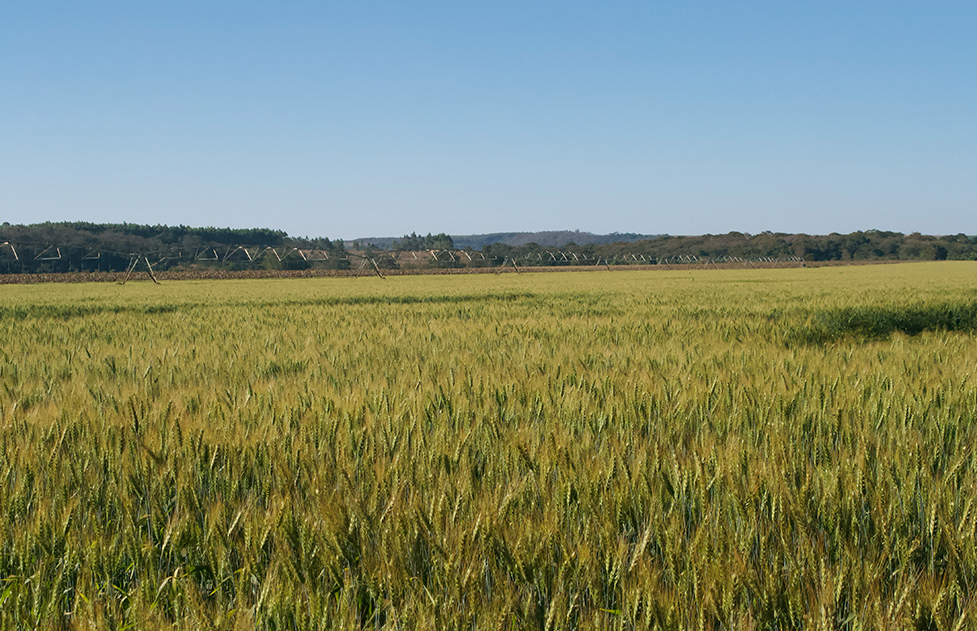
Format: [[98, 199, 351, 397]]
[[1, 262, 976, 629]]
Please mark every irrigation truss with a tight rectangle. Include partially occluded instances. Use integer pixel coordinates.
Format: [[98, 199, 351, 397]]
[[0, 239, 806, 284]]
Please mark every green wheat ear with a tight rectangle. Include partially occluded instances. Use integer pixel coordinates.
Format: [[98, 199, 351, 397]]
[[0, 263, 976, 628]]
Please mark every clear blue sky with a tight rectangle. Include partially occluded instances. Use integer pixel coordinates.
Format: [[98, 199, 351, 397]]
[[2, 2, 974, 238]]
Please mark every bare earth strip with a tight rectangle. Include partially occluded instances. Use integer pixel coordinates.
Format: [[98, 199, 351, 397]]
[[0, 259, 903, 284]]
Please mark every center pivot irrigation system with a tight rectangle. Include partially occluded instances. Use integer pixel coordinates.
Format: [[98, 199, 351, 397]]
[[0, 239, 806, 282]]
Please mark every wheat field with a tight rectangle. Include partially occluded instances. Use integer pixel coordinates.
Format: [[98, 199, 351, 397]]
[[1, 262, 976, 630]]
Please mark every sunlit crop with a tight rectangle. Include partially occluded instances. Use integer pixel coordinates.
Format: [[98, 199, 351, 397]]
[[1, 262, 976, 629]]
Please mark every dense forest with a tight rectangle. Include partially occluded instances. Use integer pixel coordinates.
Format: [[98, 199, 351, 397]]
[[1, 222, 975, 274], [389, 232, 455, 251], [0, 222, 349, 273]]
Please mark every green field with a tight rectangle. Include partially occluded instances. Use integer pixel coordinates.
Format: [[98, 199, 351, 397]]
[[2, 263, 977, 629]]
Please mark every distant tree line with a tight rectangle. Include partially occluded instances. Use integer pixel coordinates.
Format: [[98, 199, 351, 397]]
[[390, 232, 455, 251], [592, 231, 974, 264], [0, 222, 348, 273], [2, 223, 975, 274], [451, 230, 654, 248], [462, 231, 976, 267]]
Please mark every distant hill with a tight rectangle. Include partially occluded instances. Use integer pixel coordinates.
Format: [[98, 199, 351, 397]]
[[348, 231, 660, 249], [452, 231, 660, 248]]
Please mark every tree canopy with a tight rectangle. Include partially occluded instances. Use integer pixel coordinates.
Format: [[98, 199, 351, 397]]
[[2, 223, 974, 275]]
